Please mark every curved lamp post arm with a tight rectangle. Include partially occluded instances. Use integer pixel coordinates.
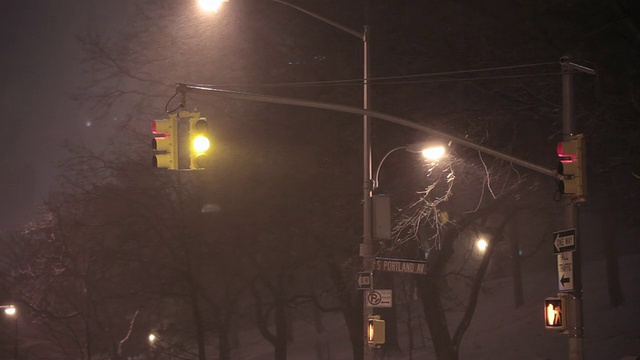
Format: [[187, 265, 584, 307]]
[[373, 147, 406, 190], [271, 0, 363, 39]]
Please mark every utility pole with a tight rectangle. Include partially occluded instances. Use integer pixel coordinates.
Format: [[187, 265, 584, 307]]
[[560, 55, 595, 360]]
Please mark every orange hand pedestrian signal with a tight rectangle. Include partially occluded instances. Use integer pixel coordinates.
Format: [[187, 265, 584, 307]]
[[544, 297, 566, 331]]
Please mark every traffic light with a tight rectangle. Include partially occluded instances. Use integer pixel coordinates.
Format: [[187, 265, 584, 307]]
[[544, 297, 566, 331], [367, 315, 385, 348], [152, 115, 178, 170], [557, 134, 586, 199], [188, 115, 211, 170]]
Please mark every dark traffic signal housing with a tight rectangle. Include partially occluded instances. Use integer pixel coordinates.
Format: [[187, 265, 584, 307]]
[[557, 134, 586, 200], [151, 112, 211, 171], [152, 115, 178, 170]]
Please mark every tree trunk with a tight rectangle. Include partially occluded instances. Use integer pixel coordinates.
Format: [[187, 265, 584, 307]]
[[274, 296, 288, 360], [218, 326, 231, 360], [451, 236, 496, 355], [416, 275, 456, 360], [189, 280, 207, 360], [325, 258, 362, 360]]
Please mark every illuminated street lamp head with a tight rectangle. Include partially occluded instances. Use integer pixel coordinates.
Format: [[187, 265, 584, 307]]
[[406, 142, 446, 161], [198, 0, 226, 12], [148, 334, 156, 343], [4, 306, 16, 316], [421, 146, 446, 161]]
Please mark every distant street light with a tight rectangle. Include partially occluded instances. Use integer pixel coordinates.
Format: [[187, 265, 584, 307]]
[[1, 305, 18, 360], [476, 238, 488, 252], [3, 306, 16, 316], [148, 332, 200, 358]]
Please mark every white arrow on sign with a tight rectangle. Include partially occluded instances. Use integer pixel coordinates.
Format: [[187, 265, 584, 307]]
[[554, 234, 575, 252], [553, 229, 576, 254]]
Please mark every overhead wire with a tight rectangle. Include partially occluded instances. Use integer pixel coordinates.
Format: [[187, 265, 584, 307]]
[[199, 61, 559, 89]]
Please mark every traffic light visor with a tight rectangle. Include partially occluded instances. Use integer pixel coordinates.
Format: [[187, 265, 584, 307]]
[[152, 120, 173, 135]]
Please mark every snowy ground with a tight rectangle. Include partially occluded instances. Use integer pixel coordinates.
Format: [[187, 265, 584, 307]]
[[232, 253, 640, 359]]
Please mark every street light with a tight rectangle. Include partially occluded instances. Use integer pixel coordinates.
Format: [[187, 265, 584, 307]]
[[3, 306, 16, 316], [1, 305, 17, 360], [148, 332, 200, 358], [476, 238, 488, 252], [374, 143, 446, 189], [198, 1, 374, 357]]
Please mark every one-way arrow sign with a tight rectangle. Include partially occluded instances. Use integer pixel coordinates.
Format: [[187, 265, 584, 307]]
[[553, 229, 576, 254]]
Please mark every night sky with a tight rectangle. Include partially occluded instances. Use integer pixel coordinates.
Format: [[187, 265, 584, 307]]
[[1, 0, 131, 228]]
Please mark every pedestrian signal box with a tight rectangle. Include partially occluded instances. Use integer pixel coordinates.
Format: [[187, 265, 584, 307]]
[[367, 315, 385, 348]]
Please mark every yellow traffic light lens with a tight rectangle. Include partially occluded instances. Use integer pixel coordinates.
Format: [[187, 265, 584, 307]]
[[193, 135, 210, 153]]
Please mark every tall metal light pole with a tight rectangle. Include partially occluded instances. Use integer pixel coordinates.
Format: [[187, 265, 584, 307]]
[[292, 9, 371, 360], [229, 2, 373, 358]]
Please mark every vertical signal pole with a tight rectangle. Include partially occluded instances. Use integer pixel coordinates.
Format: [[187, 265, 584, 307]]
[[362, 25, 374, 360], [561, 56, 595, 360], [561, 55, 583, 360]]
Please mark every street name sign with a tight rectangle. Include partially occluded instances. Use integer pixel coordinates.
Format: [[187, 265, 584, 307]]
[[374, 258, 428, 275], [357, 272, 373, 290], [365, 289, 392, 308], [557, 251, 574, 292], [553, 228, 576, 254]]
